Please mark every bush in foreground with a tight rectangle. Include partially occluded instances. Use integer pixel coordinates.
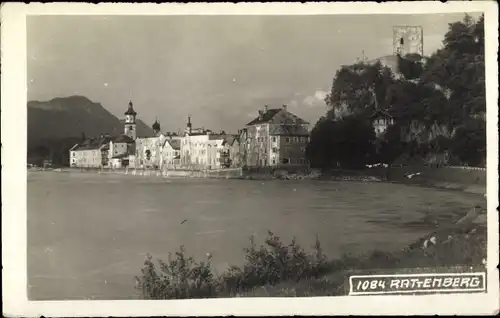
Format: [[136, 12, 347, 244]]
[[135, 231, 328, 299], [135, 226, 486, 299]]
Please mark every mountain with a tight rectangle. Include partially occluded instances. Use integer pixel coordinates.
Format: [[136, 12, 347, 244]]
[[28, 95, 154, 145]]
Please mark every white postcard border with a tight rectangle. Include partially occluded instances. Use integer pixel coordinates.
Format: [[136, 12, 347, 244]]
[[1, 2, 498, 316]]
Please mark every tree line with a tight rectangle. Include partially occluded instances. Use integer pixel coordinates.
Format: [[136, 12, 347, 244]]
[[306, 14, 486, 169]]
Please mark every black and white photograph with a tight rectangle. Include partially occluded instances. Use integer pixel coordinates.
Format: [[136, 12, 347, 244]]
[[2, 2, 499, 316]]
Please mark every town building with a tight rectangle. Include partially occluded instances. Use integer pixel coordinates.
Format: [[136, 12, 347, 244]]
[[370, 109, 395, 138], [69, 101, 138, 168], [160, 139, 181, 169], [242, 105, 310, 168], [134, 115, 182, 169], [69, 133, 134, 168], [221, 135, 241, 168], [180, 116, 227, 170]]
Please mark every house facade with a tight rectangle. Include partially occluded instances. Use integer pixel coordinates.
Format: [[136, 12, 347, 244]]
[[221, 135, 241, 168], [179, 117, 228, 170], [242, 105, 310, 167], [370, 109, 395, 138], [160, 139, 181, 169]]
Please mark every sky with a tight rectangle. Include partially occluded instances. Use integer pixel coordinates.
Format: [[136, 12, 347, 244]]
[[27, 13, 480, 133]]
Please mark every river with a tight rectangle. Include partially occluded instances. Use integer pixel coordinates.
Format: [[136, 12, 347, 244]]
[[27, 171, 484, 300]]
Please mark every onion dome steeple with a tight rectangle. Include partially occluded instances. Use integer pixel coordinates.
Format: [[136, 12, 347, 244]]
[[125, 100, 137, 116], [152, 117, 161, 135]]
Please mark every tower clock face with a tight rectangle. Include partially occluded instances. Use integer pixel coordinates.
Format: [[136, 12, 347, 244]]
[[393, 26, 423, 56]]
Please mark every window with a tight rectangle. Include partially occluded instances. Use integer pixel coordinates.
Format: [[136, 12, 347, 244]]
[[282, 158, 290, 164], [272, 159, 276, 165], [299, 158, 305, 164], [294, 137, 298, 143], [272, 136, 276, 142], [272, 147, 277, 153], [285, 137, 290, 143]]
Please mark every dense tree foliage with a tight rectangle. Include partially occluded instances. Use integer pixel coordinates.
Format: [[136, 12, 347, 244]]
[[306, 116, 376, 169], [307, 14, 486, 168]]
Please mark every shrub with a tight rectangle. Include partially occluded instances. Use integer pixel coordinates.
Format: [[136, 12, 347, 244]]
[[135, 246, 217, 299], [136, 232, 328, 299]]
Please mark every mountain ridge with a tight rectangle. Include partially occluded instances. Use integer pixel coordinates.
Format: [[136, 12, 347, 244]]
[[28, 95, 154, 144]]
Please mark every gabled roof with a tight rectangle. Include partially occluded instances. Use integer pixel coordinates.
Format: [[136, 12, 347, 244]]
[[246, 109, 282, 126], [370, 109, 394, 120], [223, 135, 239, 146], [246, 108, 309, 126], [72, 136, 113, 151], [163, 139, 181, 150]]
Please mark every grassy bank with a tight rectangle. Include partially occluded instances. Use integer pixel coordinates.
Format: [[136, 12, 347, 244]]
[[135, 214, 487, 299]]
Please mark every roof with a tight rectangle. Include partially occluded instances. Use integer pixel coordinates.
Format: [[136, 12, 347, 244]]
[[124, 101, 137, 115], [71, 134, 133, 151], [222, 135, 239, 146], [165, 139, 181, 150], [246, 109, 282, 126], [208, 134, 226, 140], [72, 136, 113, 151], [246, 108, 309, 126], [269, 124, 310, 136], [111, 153, 130, 159], [113, 135, 135, 144], [370, 109, 394, 120]]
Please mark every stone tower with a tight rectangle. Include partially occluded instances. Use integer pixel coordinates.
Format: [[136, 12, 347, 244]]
[[124, 100, 137, 140], [393, 26, 424, 57]]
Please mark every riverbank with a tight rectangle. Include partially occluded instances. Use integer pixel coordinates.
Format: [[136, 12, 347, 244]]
[[242, 224, 487, 297], [29, 164, 486, 196], [136, 207, 487, 299]]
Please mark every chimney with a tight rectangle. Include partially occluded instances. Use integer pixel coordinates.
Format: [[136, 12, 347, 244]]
[[258, 110, 264, 120], [282, 104, 287, 111], [264, 105, 269, 112]]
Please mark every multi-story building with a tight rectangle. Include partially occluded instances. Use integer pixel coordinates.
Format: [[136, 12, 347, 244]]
[[160, 139, 181, 169], [69, 101, 138, 168], [221, 135, 241, 168], [134, 117, 182, 169], [242, 105, 310, 168], [69, 134, 134, 168], [180, 117, 226, 170]]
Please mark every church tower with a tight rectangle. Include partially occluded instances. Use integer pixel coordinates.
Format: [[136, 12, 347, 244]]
[[393, 26, 424, 57], [124, 100, 137, 140], [152, 118, 161, 136]]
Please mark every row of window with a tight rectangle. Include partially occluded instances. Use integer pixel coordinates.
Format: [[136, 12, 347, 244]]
[[253, 136, 309, 143], [261, 158, 307, 165]]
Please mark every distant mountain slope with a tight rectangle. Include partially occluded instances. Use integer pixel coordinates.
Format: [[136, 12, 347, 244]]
[[28, 96, 154, 144]]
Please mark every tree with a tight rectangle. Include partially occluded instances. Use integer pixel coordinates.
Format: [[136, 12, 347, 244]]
[[377, 124, 405, 164], [306, 115, 376, 169], [450, 118, 486, 167], [325, 61, 396, 119], [421, 14, 485, 121]]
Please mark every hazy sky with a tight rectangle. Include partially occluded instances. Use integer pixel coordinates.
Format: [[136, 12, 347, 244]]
[[27, 13, 479, 133]]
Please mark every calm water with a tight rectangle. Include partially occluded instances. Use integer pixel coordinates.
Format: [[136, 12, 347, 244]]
[[27, 171, 483, 300]]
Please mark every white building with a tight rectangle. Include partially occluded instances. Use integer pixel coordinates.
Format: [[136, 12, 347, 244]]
[[180, 116, 226, 170], [160, 139, 181, 169]]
